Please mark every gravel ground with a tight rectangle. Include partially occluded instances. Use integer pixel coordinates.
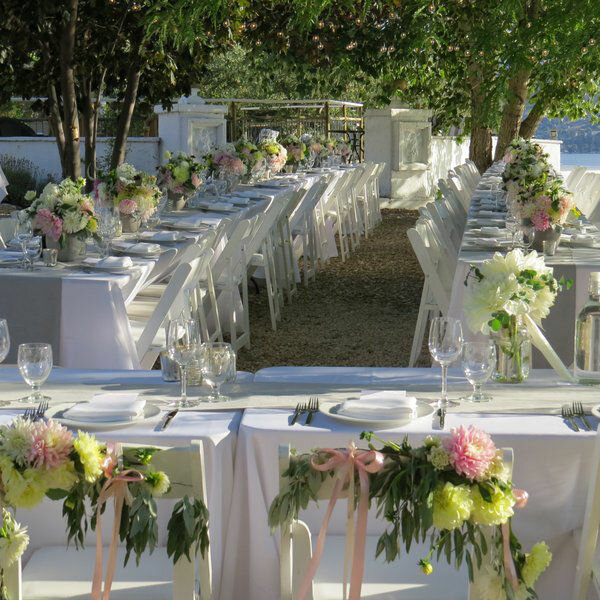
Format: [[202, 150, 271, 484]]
[[237, 209, 431, 372]]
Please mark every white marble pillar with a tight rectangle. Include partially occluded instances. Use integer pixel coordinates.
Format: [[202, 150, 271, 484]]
[[155, 90, 228, 161]]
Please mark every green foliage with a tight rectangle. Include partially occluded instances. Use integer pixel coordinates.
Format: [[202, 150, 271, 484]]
[[119, 486, 159, 566], [167, 496, 210, 562], [0, 155, 53, 208]]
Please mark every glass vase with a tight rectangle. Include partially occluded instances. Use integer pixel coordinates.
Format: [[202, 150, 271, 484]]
[[491, 317, 531, 383]]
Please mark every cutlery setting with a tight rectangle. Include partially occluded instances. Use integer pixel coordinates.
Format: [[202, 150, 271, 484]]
[[23, 400, 48, 422], [562, 402, 593, 432], [290, 397, 319, 426]]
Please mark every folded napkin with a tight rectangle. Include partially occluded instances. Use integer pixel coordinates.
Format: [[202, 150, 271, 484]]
[[111, 241, 161, 255], [139, 231, 181, 242], [64, 393, 145, 422], [229, 197, 250, 206], [86, 256, 133, 269], [233, 190, 271, 199], [480, 226, 503, 236], [196, 201, 235, 211], [570, 234, 595, 247], [0, 251, 23, 259], [168, 214, 221, 228], [477, 210, 502, 217], [338, 390, 417, 420]]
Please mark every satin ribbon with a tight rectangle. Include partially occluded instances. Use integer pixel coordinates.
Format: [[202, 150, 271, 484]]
[[501, 488, 529, 592], [296, 445, 384, 600], [91, 443, 144, 600]]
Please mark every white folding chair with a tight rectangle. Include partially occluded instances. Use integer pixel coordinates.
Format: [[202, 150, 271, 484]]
[[407, 218, 455, 367], [574, 426, 600, 599], [565, 166, 587, 193], [12, 440, 212, 600]]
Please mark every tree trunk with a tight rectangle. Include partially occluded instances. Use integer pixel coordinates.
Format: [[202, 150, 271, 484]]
[[48, 84, 67, 177], [519, 101, 546, 139], [468, 63, 493, 172], [58, 0, 81, 180], [110, 65, 142, 170], [470, 126, 493, 173], [494, 67, 531, 161]]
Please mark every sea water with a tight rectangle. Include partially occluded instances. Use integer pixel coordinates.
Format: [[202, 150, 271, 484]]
[[562, 153, 600, 170]]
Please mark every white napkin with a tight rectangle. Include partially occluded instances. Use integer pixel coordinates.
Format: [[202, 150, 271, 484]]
[[570, 234, 595, 247], [112, 241, 161, 255], [196, 201, 235, 211], [233, 190, 271, 199], [64, 393, 145, 422], [170, 214, 221, 228], [86, 256, 133, 269], [478, 210, 501, 217], [229, 197, 250, 206], [480, 226, 503, 236], [338, 391, 417, 420], [139, 231, 181, 242], [0, 251, 23, 259]]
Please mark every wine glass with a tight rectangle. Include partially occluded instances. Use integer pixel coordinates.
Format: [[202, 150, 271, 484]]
[[506, 214, 519, 249], [428, 317, 464, 408], [97, 208, 117, 258], [198, 342, 236, 401], [24, 236, 42, 270], [519, 222, 535, 249], [17, 343, 53, 403], [166, 316, 200, 408], [13, 212, 33, 268], [0, 319, 9, 363], [461, 341, 496, 403]]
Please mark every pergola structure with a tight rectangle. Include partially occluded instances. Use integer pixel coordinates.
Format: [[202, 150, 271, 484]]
[[205, 98, 364, 160]]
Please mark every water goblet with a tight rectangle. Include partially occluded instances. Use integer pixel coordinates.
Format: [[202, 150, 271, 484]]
[[198, 342, 236, 401], [505, 214, 519, 249], [17, 343, 53, 403], [24, 236, 42, 270], [461, 341, 496, 403], [519, 223, 535, 249], [97, 209, 118, 258], [0, 319, 9, 363], [166, 316, 200, 408], [428, 317, 464, 408]]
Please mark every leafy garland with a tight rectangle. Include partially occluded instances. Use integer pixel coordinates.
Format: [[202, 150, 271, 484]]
[[0, 418, 209, 581], [269, 427, 552, 600]]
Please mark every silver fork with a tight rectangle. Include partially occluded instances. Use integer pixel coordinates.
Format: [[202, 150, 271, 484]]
[[562, 405, 580, 432], [290, 402, 305, 426], [572, 401, 592, 431], [35, 400, 49, 421], [305, 397, 319, 425]]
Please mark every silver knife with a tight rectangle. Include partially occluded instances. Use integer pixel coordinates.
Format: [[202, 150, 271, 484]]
[[157, 409, 178, 431]]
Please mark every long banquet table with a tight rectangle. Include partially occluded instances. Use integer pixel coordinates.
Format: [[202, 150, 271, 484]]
[[0, 169, 339, 369], [0, 366, 592, 599], [448, 163, 600, 368]]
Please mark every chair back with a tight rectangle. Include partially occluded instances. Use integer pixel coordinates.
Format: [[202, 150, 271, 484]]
[[565, 166, 587, 192]]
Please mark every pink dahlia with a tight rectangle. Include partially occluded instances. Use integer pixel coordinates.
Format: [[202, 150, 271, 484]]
[[34, 209, 63, 242], [29, 419, 73, 469], [191, 173, 202, 188], [118, 198, 137, 215], [443, 425, 497, 481], [531, 209, 551, 231]]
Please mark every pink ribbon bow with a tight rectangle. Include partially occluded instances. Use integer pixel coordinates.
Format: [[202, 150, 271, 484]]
[[502, 488, 529, 592], [91, 443, 145, 600], [297, 445, 385, 600]]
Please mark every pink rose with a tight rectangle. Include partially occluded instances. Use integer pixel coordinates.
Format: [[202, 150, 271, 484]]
[[34, 209, 63, 242], [118, 198, 137, 215], [191, 173, 202, 188]]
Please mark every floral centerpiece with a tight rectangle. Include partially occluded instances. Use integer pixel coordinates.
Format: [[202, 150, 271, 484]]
[[0, 417, 208, 599], [257, 138, 288, 174], [156, 151, 205, 210], [280, 134, 308, 171], [335, 140, 352, 163], [464, 248, 571, 382], [26, 178, 98, 262], [269, 427, 551, 600], [234, 139, 267, 181], [97, 163, 162, 232], [205, 146, 247, 193]]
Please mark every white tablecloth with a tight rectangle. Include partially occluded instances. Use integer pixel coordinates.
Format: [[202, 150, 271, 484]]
[[0, 367, 244, 600], [221, 368, 591, 600], [448, 170, 600, 368]]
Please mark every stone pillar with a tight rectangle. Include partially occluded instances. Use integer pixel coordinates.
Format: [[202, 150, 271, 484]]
[[365, 101, 433, 207], [155, 90, 228, 162]]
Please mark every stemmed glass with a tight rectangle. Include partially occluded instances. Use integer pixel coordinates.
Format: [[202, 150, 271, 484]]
[[461, 341, 496, 403], [24, 236, 42, 270], [518, 222, 535, 249], [97, 208, 118, 258], [198, 342, 236, 401], [17, 343, 53, 403], [506, 214, 519, 249], [428, 317, 464, 408], [0, 319, 9, 363], [13, 213, 33, 269], [166, 315, 200, 407]]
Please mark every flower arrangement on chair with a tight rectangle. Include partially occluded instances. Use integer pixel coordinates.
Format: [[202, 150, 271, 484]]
[[156, 151, 206, 200], [464, 248, 571, 382], [26, 178, 98, 261], [0, 417, 209, 600], [96, 163, 162, 231], [269, 427, 551, 600]]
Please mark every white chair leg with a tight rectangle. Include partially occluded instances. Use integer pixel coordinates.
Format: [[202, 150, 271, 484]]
[[409, 283, 432, 367]]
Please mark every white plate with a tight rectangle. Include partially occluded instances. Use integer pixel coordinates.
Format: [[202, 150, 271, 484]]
[[590, 405, 600, 420], [111, 246, 162, 258], [46, 402, 161, 431], [68, 263, 134, 274], [160, 222, 210, 232], [318, 399, 435, 428]]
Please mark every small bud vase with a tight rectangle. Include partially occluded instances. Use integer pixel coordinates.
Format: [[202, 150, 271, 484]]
[[491, 316, 532, 383], [120, 214, 140, 233], [167, 190, 187, 211]]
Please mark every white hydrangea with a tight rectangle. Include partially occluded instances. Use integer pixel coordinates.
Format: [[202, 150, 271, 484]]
[[116, 163, 138, 181], [0, 510, 29, 568], [62, 210, 89, 234]]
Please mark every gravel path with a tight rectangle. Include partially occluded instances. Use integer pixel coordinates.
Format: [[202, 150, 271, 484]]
[[237, 209, 431, 372]]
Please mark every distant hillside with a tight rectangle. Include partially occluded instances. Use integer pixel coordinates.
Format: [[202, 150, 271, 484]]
[[536, 117, 600, 153]]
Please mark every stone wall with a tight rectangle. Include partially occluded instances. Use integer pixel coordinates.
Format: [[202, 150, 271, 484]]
[[0, 137, 160, 182]]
